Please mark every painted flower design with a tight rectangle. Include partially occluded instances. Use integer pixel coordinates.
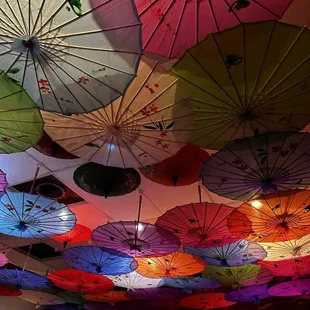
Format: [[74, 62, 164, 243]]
[[39, 79, 49, 86], [78, 76, 89, 84]]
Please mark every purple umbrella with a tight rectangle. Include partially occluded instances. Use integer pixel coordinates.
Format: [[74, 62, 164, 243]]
[[225, 284, 271, 303], [126, 287, 185, 301], [268, 279, 310, 297], [92, 221, 180, 257]]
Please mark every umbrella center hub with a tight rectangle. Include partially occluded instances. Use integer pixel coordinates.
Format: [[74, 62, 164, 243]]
[[267, 213, 301, 233], [23, 39, 34, 49], [164, 268, 177, 277], [121, 238, 150, 253], [239, 109, 256, 122], [16, 221, 28, 232], [187, 228, 210, 243], [261, 179, 277, 193], [292, 246, 302, 256]]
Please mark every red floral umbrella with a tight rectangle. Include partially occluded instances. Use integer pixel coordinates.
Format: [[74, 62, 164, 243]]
[[140, 144, 209, 186], [47, 270, 114, 294], [0, 284, 22, 296]]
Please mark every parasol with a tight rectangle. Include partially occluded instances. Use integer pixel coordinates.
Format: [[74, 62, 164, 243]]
[[228, 190, 310, 242], [73, 163, 141, 198], [0, 284, 22, 296], [47, 269, 114, 294], [0, 269, 51, 290], [0, 71, 43, 153], [225, 284, 271, 303], [139, 144, 209, 187], [202, 264, 273, 288], [108, 271, 163, 290], [136, 1, 293, 59], [0, 191, 76, 238], [184, 239, 267, 266], [19, 290, 65, 307], [126, 287, 185, 301], [179, 292, 235, 309], [163, 276, 220, 294], [201, 132, 310, 201], [268, 278, 310, 297], [155, 202, 248, 247], [0, 0, 142, 115], [0, 170, 8, 195], [52, 224, 92, 248], [170, 21, 310, 149], [62, 246, 137, 275], [84, 291, 130, 305], [92, 220, 180, 257], [135, 252, 206, 278], [43, 56, 192, 168]]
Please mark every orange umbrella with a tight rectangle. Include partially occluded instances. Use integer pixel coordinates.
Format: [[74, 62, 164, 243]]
[[135, 252, 206, 278], [228, 190, 310, 243], [84, 291, 129, 305]]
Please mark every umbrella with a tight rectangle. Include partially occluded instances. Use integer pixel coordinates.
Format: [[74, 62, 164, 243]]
[[179, 292, 236, 309], [47, 269, 114, 294], [91, 221, 180, 257], [170, 21, 310, 149], [225, 284, 271, 303], [136, 0, 293, 59], [0, 71, 43, 153], [52, 224, 92, 248], [163, 276, 220, 294], [0, 269, 51, 290], [62, 246, 137, 275], [73, 163, 141, 198], [155, 202, 249, 247], [268, 278, 310, 297], [184, 239, 267, 266], [0, 170, 8, 195], [108, 271, 163, 290], [0, 191, 76, 238], [202, 264, 273, 288], [0, 284, 22, 296], [19, 290, 65, 307], [0, 251, 8, 267], [126, 287, 185, 301], [201, 132, 310, 201], [135, 252, 206, 278], [43, 56, 192, 168], [84, 291, 130, 305], [139, 144, 209, 187], [0, 0, 142, 115], [228, 190, 310, 242]]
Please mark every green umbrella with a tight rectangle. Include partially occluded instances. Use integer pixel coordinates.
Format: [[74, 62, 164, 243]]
[[0, 71, 43, 153]]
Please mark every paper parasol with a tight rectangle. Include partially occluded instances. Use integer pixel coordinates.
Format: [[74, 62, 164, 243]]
[[184, 240, 267, 266], [62, 246, 137, 275], [228, 190, 310, 242], [0, 191, 76, 238], [0, 284, 22, 296], [43, 56, 192, 167], [126, 287, 185, 301], [225, 284, 271, 303], [268, 278, 310, 297], [91, 221, 180, 257], [202, 264, 273, 288], [0, 0, 142, 115], [19, 290, 65, 307], [47, 269, 114, 294], [201, 132, 310, 201], [84, 291, 130, 305], [135, 252, 206, 278]]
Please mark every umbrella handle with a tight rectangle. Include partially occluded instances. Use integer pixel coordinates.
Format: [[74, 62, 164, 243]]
[[30, 165, 41, 194]]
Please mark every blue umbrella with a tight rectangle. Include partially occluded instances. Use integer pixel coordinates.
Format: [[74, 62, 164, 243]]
[[0, 192, 76, 238], [0, 269, 52, 290], [163, 276, 220, 294], [62, 246, 137, 276]]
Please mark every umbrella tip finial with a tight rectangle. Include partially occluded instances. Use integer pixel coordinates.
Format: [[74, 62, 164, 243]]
[[172, 175, 178, 186]]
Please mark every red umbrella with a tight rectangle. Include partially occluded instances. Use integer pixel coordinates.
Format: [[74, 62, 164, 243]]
[[140, 144, 209, 186], [0, 284, 22, 296], [47, 270, 114, 294]]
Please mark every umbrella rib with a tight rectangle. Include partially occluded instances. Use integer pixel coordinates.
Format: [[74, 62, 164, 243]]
[[207, 0, 220, 32], [30, 0, 46, 34], [2, 0, 26, 35], [251, 0, 282, 19], [0, 14, 24, 38], [30, 52, 45, 111]]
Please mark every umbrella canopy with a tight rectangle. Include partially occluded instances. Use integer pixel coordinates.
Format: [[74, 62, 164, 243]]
[[155, 202, 248, 247], [135, 252, 206, 278], [163, 276, 220, 294], [179, 292, 236, 309], [225, 284, 271, 303], [19, 290, 65, 307], [136, 0, 293, 59], [202, 264, 273, 288], [0, 269, 51, 290], [91, 221, 180, 257], [184, 240, 267, 267], [228, 190, 310, 242], [170, 21, 310, 149], [47, 269, 114, 294], [139, 144, 209, 187], [73, 163, 141, 198], [0, 284, 22, 296], [201, 132, 310, 201], [0, 71, 43, 153], [84, 291, 130, 305], [0, 0, 142, 115], [0, 170, 8, 195], [62, 246, 137, 275], [0, 191, 76, 238], [52, 224, 92, 248], [43, 56, 192, 168], [268, 278, 310, 297], [127, 287, 185, 301], [108, 271, 163, 290]]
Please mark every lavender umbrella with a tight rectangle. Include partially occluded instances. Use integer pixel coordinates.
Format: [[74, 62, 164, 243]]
[[92, 221, 180, 257], [268, 279, 310, 297], [225, 284, 271, 303], [126, 287, 185, 301]]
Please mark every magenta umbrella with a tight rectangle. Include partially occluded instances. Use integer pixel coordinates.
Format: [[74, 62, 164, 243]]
[[225, 284, 271, 303], [0, 169, 7, 195], [268, 279, 310, 297], [135, 0, 293, 59]]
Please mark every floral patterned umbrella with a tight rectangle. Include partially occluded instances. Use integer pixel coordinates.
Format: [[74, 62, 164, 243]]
[[84, 291, 130, 305], [268, 278, 310, 297], [126, 287, 185, 301], [19, 290, 65, 307], [225, 284, 271, 303]]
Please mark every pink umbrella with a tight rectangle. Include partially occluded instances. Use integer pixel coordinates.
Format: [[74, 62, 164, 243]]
[[135, 0, 293, 59], [0, 169, 7, 195], [268, 278, 310, 297]]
